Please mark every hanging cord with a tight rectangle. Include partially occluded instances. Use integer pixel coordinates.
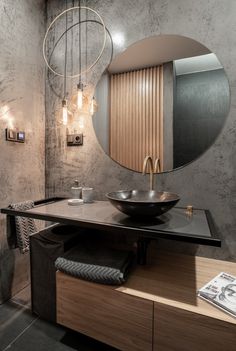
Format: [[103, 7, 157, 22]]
[[71, 0, 75, 82], [78, 0, 82, 83], [63, 0, 68, 98], [85, 0, 88, 85], [43, 6, 106, 78], [47, 20, 113, 99]]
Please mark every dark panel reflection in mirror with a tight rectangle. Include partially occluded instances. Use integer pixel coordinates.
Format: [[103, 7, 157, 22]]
[[92, 35, 230, 173]]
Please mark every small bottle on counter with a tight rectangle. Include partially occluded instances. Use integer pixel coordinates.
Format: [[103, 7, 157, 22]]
[[71, 180, 82, 199]]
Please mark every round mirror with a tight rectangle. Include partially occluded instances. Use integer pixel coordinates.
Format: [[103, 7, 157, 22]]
[[92, 35, 230, 172]]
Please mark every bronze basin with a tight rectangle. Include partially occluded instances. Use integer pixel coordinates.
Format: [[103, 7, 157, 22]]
[[106, 190, 180, 217]]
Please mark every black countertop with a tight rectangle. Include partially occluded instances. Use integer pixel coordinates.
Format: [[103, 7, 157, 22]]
[[1, 198, 220, 247]]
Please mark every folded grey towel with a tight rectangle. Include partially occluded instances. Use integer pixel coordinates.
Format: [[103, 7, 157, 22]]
[[9, 200, 37, 254], [55, 245, 134, 285]]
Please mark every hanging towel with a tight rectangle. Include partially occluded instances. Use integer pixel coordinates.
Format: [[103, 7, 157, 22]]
[[55, 244, 134, 285], [8, 200, 37, 254]]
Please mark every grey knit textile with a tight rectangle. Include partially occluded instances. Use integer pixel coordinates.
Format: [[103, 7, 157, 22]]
[[9, 200, 37, 253], [55, 258, 126, 284], [55, 246, 133, 285]]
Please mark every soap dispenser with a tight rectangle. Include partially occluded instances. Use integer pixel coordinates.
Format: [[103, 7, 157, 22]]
[[71, 180, 82, 199]]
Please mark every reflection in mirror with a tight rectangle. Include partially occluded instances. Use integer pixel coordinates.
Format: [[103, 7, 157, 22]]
[[92, 35, 230, 173]]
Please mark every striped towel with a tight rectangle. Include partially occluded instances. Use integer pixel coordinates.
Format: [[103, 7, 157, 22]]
[[55, 245, 134, 285], [9, 200, 37, 254]]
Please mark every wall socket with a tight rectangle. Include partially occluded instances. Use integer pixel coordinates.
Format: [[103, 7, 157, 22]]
[[67, 133, 83, 146]]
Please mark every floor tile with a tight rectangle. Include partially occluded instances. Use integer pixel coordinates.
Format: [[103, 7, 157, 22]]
[[5, 318, 70, 351], [11, 285, 31, 309], [0, 301, 36, 351], [6, 318, 118, 351]]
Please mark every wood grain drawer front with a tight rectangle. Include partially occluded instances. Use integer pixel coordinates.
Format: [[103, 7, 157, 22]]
[[56, 272, 153, 351], [153, 302, 236, 351]]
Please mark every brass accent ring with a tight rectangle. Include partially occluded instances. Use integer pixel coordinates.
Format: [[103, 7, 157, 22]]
[[43, 6, 107, 78]]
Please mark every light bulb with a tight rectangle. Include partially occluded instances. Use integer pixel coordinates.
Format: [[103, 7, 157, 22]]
[[78, 116, 84, 129], [90, 96, 98, 116], [77, 82, 83, 109], [62, 99, 68, 125]]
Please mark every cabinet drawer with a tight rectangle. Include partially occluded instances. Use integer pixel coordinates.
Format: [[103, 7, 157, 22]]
[[56, 272, 153, 351], [154, 302, 236, 351]]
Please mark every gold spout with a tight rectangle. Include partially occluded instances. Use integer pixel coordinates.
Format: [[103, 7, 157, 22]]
[[142, 156, 154, 190], [154, 158, 161, 173]]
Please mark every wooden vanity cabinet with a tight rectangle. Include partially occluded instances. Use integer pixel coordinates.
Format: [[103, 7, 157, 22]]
[[56, 252, 236, 351], [153, 302, 236, 351], [56, 271, 153, 351]]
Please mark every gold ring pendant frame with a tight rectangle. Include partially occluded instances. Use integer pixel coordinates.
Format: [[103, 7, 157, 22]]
[[43, 6, 106, 78]]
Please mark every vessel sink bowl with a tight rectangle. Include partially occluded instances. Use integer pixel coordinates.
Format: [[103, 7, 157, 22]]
[[106, 190, 180, 217]]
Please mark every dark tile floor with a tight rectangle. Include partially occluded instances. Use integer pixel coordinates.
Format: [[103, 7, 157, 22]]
[[0, 286, 118, 351]]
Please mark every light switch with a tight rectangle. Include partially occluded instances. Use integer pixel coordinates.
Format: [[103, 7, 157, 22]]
[[9, 130, 15, 139], [5, 128, 25, 143]]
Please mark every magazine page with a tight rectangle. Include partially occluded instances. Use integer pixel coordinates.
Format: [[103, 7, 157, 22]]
[[198, 272, 236, 317]]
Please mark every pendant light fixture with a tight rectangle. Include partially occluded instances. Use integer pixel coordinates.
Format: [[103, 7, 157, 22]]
[[62, 98, 68, 125], [62, 0, 68, 125], [43, 7, 106, 78], [43, 2, 107, 122], [90, 96, 98, 115], [77, 0, 84, 110], [77, 82, 83, 110]]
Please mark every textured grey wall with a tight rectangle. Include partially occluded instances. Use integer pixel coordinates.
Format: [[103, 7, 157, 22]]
[[93, 73, 110, 154], [163, 62, 173, 170], [46, 0, 236, 261], [174, 68, 229, 168], [0, 0, 45, 303]]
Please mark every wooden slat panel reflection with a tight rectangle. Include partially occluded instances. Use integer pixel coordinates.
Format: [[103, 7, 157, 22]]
[[110, 66, 163, 172]]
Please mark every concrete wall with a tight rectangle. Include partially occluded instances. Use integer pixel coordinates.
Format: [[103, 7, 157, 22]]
[[174, 68, 229, 168], [46, 0, 236, 261], [0, 0, 45, 303], [93, 73, 110, 154], [163, 62, 173, 170]]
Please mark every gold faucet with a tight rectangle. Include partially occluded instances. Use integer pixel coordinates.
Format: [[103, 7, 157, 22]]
[[142, 156, 154, 190], [154, 158, 161, 173]]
